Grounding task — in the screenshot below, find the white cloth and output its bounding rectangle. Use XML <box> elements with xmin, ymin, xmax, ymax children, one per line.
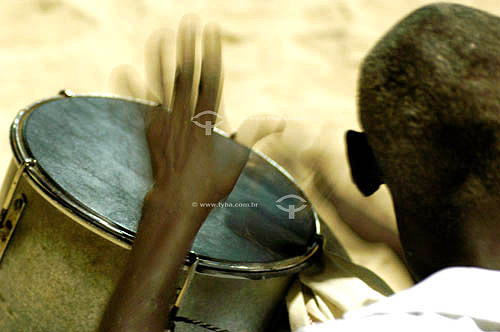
<box><xmin>296</xmin><ymin>267</ymin><xmax>500</xmax><ymax>332</ymax></box>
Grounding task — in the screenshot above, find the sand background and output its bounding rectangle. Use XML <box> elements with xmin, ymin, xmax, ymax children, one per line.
<box><xmin>1</xmin><ymin>0</ymin><xmax>500</xmax><ymax>292</ymax></box>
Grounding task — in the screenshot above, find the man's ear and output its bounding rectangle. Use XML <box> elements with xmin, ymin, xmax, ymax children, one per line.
<box><xmin>345</xmin><ymin>130</ymin><xmax>383</xmax><ymax>196</ymax></box>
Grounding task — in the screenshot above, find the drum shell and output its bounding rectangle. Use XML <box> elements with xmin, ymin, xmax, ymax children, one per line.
<box><xmin>0</xmin><ymin>160</ymin><xmax>293</xmax><ymax>332</ymax></box>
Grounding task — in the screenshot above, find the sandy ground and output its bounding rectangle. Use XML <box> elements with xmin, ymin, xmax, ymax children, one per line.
<box><xmin>1</xmin><ymin>0</ymin><xmax>500</xmax><ymax>290</ymax></box>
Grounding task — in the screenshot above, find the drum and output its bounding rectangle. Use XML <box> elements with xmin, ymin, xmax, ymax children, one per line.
<box><xmin>0</xmin><ymin>93</ymin><xmax>321</xmax><ymax>332</ymax></box>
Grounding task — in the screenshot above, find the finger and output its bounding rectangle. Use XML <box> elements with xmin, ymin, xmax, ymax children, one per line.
<box><xmin>109</xmin><ymin>65</ymin><xmax>147</xmax><ymax>100</ymax></box>
<box><xmin>145</xmin><ymin>105</ymin><xmax>172</xmax><ymax>178</ymax></box>
<box><xmin>194</xmin><ymin>23</ymin><xmax>223</xmax><ymax>127</ymax></box>
<box><xmin>232</xmin><ymin>114</ymin><xmax>286</xmax><ymax>147</ymax></box>
<box><xmin>145</xmin><ymin>29</ymin><xmax>176</xmax><ymax>107</ymax></box>
<box><xmin>171</xmin><ymin>15</ymin><xmax>202</xmax><ymax>125</ymax></box>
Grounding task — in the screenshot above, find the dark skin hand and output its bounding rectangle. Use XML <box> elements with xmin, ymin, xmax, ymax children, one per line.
<box><xmin>98</xmin><ymin>18</ymin><xmax>240</xmax><ymax>332</ymax></box>
<box><xmin>99</xmin><ymin>16</ymin><xmax>281</xmax><ymax>332</ymax></box>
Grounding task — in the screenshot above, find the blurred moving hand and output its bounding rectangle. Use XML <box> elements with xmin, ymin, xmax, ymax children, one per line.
<box><xmin>100</xmin><ymin>15</ymin><xmax>284</xmax><ymax>332</ymax></box>
<box><xmin>141</xmin><ymin>16</ymin><xmax>240</xmax><ymax>207</ymax></box>
<box><xmin>111</xmin><ymin>17</ymin><xmax>285</xmax><ymax>202</ymax></box>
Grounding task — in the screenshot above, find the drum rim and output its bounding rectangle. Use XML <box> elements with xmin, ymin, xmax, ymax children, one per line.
<box><xmin>10</xmin><ymin>93</ymin><xmax>322</xmax><ymax>277</ymax></box>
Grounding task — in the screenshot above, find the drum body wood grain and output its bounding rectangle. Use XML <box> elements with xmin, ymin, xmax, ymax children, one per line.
<box><xmin>0</xmin><ymin>95</ymin><xmax>321</xmax><ymax>332</ymax></box>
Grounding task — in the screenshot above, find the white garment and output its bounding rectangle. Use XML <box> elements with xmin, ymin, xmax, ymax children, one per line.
<box><xmin>297</xmin><ymin>267</ymin><xmax>500</xmax><ymax>332</ymax></box>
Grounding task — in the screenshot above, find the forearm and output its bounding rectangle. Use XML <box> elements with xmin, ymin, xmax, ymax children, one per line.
<box><xmin>98</xmin><ymin>187</ymin><xmax>210</xmax><ymax>332</ymax></box>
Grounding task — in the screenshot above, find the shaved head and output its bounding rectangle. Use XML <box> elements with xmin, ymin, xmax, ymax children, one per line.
<box><xmin>352</xmin><ymin>3</ymin><xmax>500</xmax><ymax>280</ymax></box>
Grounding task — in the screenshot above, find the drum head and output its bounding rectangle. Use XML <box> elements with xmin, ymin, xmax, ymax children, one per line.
<box><xmin>14</xmin><ymin>95</ymin><xmax>319</xmax><ymax>271</ymax></box>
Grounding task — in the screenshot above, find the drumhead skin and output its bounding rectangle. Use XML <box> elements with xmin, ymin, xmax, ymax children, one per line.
<box><xmin>11</xmin><ymin>94</ymin><xmax>320</xmax><ymax>276</ymax></box>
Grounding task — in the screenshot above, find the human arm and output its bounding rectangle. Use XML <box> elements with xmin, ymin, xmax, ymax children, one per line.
<box><xmin>97</xmin><ymin>186</ymin><xmax>211</xmax><ymax>331</ymax></box>
<box><xmin>98</xmin><ymin>17</ymin><xmax>240</xmax><ymax>332</ymax></box>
